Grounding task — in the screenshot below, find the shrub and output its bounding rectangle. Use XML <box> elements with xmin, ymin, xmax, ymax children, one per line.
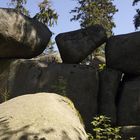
<box><xmin>88</xmin><ymin>115</ymin><xmax>135</xmax><ymax>140</ymax></box>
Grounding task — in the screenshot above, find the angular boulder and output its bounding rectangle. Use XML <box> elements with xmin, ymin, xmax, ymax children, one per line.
<box><xmin>98</xmin><ymin>68</ymin><xmax>122</xmax><ymax>124</ymax></box>
<box><xmin>0</xmin><ymin>59</ymin><xmax>98</xmax><ymax>133</ymax></box>
<box><xmin>118</xmin><ymin>75</ymin><xmax>140</xmax><ymax>125</ymax></box>
<box><xmin>56</xmin><ymin>25</ymin><xmax>107</xmax><ymax>63</ymax></box>
<box><xmin>0</xmin><ymin>93</ymin><xmax>88</xmax><ymax>140</ymax></box>
<box><xmin>106</xmin><ymin>31</ymin><xmax>140</xmax><ymax>74</ymax></box>
<box><xmin>0</xmin><ymin>8</ymin><xmax>52</xmax><ymax>58</ymax></box>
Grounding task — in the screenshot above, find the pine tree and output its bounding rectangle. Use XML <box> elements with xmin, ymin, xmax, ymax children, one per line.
<box><xmin>133</xmin><ymin>0</ymin><xmax>140</xmax><ymax>29</ymax></box>
<box><xmin>9</xmin><ymin>0</ymin><xmax>58</xmax><ymax>53</ymax></box>
<box><xmin>70</xmin><ymin>0</ymin><xmax>118</xmax><ymax>64</ymax></box>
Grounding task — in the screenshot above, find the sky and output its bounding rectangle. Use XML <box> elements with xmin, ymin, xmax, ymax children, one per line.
<box><xmin>0</xmin><ymin>0</ymin><xmax>139</xmax><ymax>37</ymax></box>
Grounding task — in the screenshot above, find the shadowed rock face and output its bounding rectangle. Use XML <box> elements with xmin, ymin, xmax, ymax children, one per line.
<box><xmin>121</xmin><ymin>126</ymin><xmax>140</xmax><ymax>140</ymax></box>
<box><xmin>0</xmin><ymin>59</ymin><xmax>98</xmax><ymax>133</ymax></box>
<box><xmin>105</xmin><ymin>31</ymin><xmax>140</xmax><ymax>74</ymax></box>
<box><xmin>98</xmin><ymin>68</ymin><xmax>122</xmax><ymax>124</ymax></box>
<box><xmin>55</xmin><ymin>25</ymin><xmax>107</xmax><ymax>64</ymax></box>
<box><xmin>118</xmin><ymin>75</ymin><xmax>140</xmax><ymax>126</ymax></box>
<box><xmin>0</xmin><ymin>8</ymin><xmax>52</xmax><ymax>58</ymax></box>
<box><xmin>0</xmin><ymin>93</ymin><xmax>88</xmax><ymax>140</ymax></box>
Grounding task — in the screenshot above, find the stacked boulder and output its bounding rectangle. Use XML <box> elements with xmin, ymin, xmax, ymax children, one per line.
<box><xmin>0</xmin><ymin>8</ymin><xmax>88</xmax><ymax>140</ymax></box>
<box><xmin>56</xmin><ymin>24</ymin><xmax>107</xmax><ymax>63</ymax></box>
<box><xmin>0</xmin><ymin>8</ymin><xmax>52</xmax><ymax>58</ymax></box>
<box><xmin>1</xmin><ymin>7</ymin><xmax>140</xmax><ymax>139</ymax></box>
<box><xmin>56</xmin><ymin>27</ymin><xmax>140</xmax><ymax>139</ymax></box>
<box><xmin>104</xmin><ymin>32</ymin><xmax>140</xmax><ymax>139</ymax></box>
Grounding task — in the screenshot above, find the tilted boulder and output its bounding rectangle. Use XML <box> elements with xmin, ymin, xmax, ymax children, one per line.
<box><xmin>0</xmin><ymin>59</ymin><xmax>98</xmax><ymax>133</ymax></box>
<box><xmin>0</xmin><ymin>8</ymin><xmax>52</xmax><ymax>58</ymax></box>
<box><xmin>56</xmin><ymin>25</ymin><xmax>107</xmax><ymax>64</ymax></box>
<box><xmin>0</xmin><ymin>93</ymin><xmax>88</xmax><ymax>140</ymax></box>
<box><xmin>106</xmin><ymin>31</ymin><xmax>140</xmax><ymax>74</ymax></box>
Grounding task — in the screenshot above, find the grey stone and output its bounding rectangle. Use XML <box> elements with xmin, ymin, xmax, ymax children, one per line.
<box><xmin>0</xmin><ymin>93</ymin><xmax>88</xmax><ymax>140</ymax></box>
<box><xmin>121</xmin><ymin>126</ymin><xmax>140</xmax><ymax>140</ymax></box>
<box><xmin>56</xmin><ymin>25</ymin><xmax>107</xmax><ymax>64</ymax></box>
<box><xmin>118</xmin><ymin>75</ymin><xmax>140</xmax><ymax>125</ymax></box>
<box><xmin>98</xmin><ymin>68</ymin><xmax>122</xmax><ymax>124</ymax></box>
<box><xmin>106</xmin><ymin>31</ymin><xmax>140</xmax><ymax>74</ymax></box>
<box><xmin>0</xmin><ymin>59</ymin><xmax>98</xmax><ymax>133</ymax></box>
<box><xmin>0</xmin><ymin>8</ymin><xmax>52</xmax><ymax>58</ymax></box>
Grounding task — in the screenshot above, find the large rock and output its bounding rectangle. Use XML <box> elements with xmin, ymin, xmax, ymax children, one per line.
<box><xmin>56</xmin><ymin>25</ymin><xmax>107</xmax><ymax>64</ymax></box>
<box><xmin>118</xmin><ymin>75</ymin><xmax>140</xmax><ymax>125</ymax></box>
<box><xmin>0</xmin><ymin>93</ymin><xmax>88</xmax><ymax>140</ymax></box>
<box><xmin>0</xmin><ymin>8</ymin><xmax>52</xmax><ymax>58</ymax></box>
<box><xmin>0</xmin><ymin>59</ymin><xmax>98</xmax><ymax>133</ymax></box>
<box><xmin>106</xmin><ymin>31</ymin><xmax>140</xmax><ymax>74</ymax></box>
<box><xmin>98</xmin><ymin>68</ymin><xmax>122</xmax><ymax>124</ymax></box>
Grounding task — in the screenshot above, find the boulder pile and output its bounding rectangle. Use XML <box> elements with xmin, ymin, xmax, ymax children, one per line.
<box><xmin>0</xmin><ymin>7</ymin><xmax>140</xmax><ymax>139</ymax></box>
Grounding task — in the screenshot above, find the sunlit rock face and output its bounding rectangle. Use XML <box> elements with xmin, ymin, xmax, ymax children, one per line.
<box><xmin>0</xmin><ymin>8</ymin><xmax>52</xmax><ymax>58</ymax></box>
<box><xmin>0</xmin><ymin>93</ymin><xmax>88</xmax><ymax>140</ymax></box>
<box><xmin>55</xmin><ymin>25</ymin><xmax>107</xmax><ymax>64</ymax></box>
<box><xmin>105</xmin><ymin>31</ymin><xmax>140</xmax><ymax>75</ymax></box>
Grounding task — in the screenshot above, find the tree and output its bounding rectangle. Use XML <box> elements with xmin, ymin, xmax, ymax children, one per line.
<box><xmin>70</xmin><ymin>0</ymin><xmax>118</xmax><ymax>64</ymax></box>
<box><xmin>71</xmin><ymin>0</ymin><xmax>118</xmax><ymax>35</ymax></box>
<box><xmin>9</xmin><ymin>0</ymin><xmax>58</xmax><ymax>26</ymax></box>
<box><xmin>133</xmin><ymin>0</ymin><xmax>140</xmax><ymax>29</ymax></box>
<box><xmin>10</xmin><ymin>0</ymin><xmax>29</xmax><ymax>15</ymax></box>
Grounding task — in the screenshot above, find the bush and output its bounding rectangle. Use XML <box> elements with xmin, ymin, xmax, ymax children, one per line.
<box><xmin>88</xmin><ymin>115</ymin><xmax>135</xmax><ymax>140</ymax></box>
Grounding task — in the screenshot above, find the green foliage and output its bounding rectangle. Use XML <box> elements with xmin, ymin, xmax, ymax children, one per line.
<box><xmin>9</xmin><ymin>0</ymin><xmax>29</xmax><ymax>15</ymax></box>
<box><xmin>71</xmin><ymin>0</ymin><xmax>118</xmax><ymax>35</ymax></box>
<box><xmin>133</xmin><ymin>0</ymin><xmax>140</xmax><ymax>29</ymax></box>
<box><xmin>88</xmin><ymin>115</ymin><xmax>136</xmax><ymax>140</ymax></box>
<box><xmin>99</xmin><ymin>64</ymin><xmax>106</xmax><ymax>71</ymax></box>
<box><xmin>71</xmin><ymin>0</ymin><xmax>117</xmax><ymax>64</ymax></box>
<box><xmin>89</xmin><ymin>115</ymin><xmax>121</xmax><ymax>140</ymax></box>
<box><xmin>34</xmin><ymin>0</ymin><xmax>58</xmax><ymax>27</ymax></box>
<box><xmin>9</xmin><ymin>0</ymin><xmax>58</xmax><ymax>27</ymax></box>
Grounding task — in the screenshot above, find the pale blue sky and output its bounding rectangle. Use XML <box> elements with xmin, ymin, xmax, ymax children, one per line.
<box><xmin>0</xmin><ymin>0</ymin><xmax>139</xmax><ymax>35</ymax></box>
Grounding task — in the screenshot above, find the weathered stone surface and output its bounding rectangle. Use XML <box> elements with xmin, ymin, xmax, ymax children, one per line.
<box><xmin>0</xmin><ymin>8</ymin><xmax>52</xmax><ymax>58</ymax></box>
<box><xmin>0</xmin><ymin>93</ymin><xmax>88</xmax><ymax>140</ymax></box>
<box><xmin>0</xmin><ymin>59</ymin><xmax>98</xmax><ymax>133</ymax></box>
<box><xmin>56</xmin><ymin>25</ymin><xmax>107</xmax><ymax>64</ymax></box>
<box><xmin>106</xmin><ymin>31</ymin><xmax>140</xmax><ymax>74</ymax></box>
<box><xmin>121</xmin><ymin>126</ymin><xmax>140</xmax><ymax>140</ymax></box>
<box><xmin>98</xmin><ymin>68</ymin><xmax>122</xmax><ymax>124</ymax></box>
<box><xmin>118</xmin><ymin>75</ymin><xmax>140</xmax><ymax>125</ymax></box>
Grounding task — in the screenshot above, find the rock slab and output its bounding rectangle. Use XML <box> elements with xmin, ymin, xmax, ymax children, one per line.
<box><xmin>0</xmin><ymin>8</ymin><xmax>52</xmax><ymax>58</ymax></box>
<box><xmin>56</xmin><ymin>25</ymin><xmax>107</xmax><ymax>64</ymax></box>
